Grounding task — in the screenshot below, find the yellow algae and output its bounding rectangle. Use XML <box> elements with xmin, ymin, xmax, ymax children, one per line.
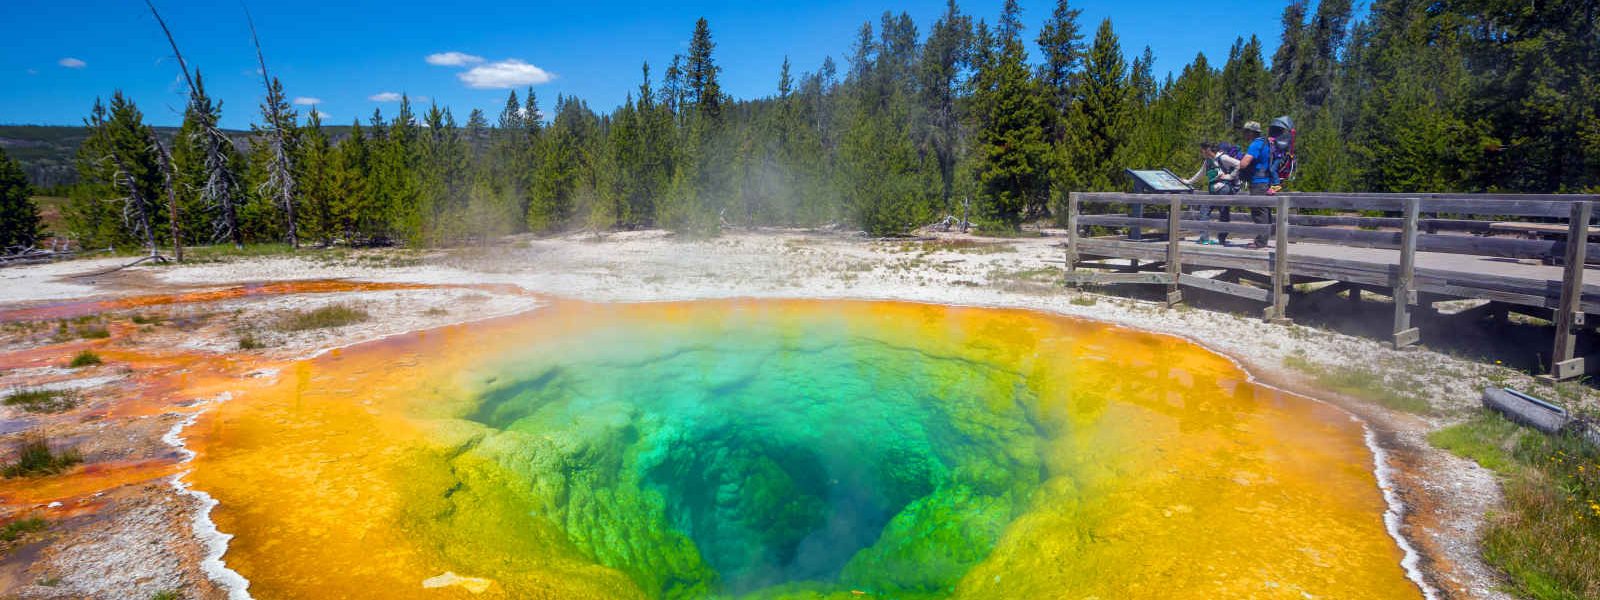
<box><xmin>184</xmin><ymin>299</ymin><xmax>1422</xmax><ymax>599</ymax></box>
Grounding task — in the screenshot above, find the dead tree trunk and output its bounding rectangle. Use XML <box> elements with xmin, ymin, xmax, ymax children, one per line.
<box><xmin>151</xmin><ymin>132</ymin><xmax>184</xmax><ymax>262</ymax></box>
<box><xmin>246</xmin><ymin>7</ymin><xmax>299</xmax><ymax>250</ymax></box>
<box><xmin>146</xmin><ymin>0</ymin><xmax>241</xmax><ymax>249</ymax></box>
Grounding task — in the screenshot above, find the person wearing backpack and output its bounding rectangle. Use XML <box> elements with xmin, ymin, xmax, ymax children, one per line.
<box><xmin>1232</xmin><ymin>120</ymin><xmax>1279</xmax><ymax>249</ymax></box>
<box><xmin>1181</xmin><ymin>141</ymin><xmax>1241</xmax><ymax>245</ymax></box>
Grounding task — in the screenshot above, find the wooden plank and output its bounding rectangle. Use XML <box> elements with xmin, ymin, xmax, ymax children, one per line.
<box><xmin>1550</xmin><ymin>357</ymin><xmax>1586</xmax><ymax>381</ymax></box>
<box><xmin>1063</xmin><ymin>272</ymin><xmax>1174</xmax><ymax>285</ymax></box>
<box><xmin>1393</xmin><ymin>197</ymin><xmax>1421</xmax><ymax>348</ymax></box>
<box><xmin>1270</xmin><ymin>195</ymin><xmax>1292</xmax><ymax>322</ymax></box>
<box><xmin>1179</xmin><ymin>274</ymin><xmax>1271</xmax><ymax>302</ymax></box>
<box><xmin>1166</xmin><ymin>195</ymin><xmax>1182</xmax><ymax>306</ymax></box>
<box><xmin>1550</xmin><ymin>201</ymin><xmax>1592</xmax><ymax>379</ymax></box>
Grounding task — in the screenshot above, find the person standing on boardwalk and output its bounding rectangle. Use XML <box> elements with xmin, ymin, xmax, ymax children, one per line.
<box><xmin>1232</xmin><ymin>121</ymin><xmax>1279</xmax><ymax>249</ymax></box>
<box><xmin>1182</xmin><ymin>141</ymin><xmax>1241</xmax><ymax>245</ymax></box>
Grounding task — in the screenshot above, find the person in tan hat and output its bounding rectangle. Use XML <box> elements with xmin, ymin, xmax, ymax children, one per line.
<box><xmin>1227</xmin><ymin>120</ymin><xmax>1277</xmax><ymax>248</ymax></box>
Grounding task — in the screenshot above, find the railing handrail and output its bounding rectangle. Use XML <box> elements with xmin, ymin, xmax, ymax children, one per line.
<box><xmin>1074</xmin><ymin>191</ymin><xmax>1593</xmax><ymax>218</ymax></box>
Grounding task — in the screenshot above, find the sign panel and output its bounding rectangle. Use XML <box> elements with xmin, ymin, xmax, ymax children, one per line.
<box><xmin>1125</xmin><ymin>169</ymin><xmax>1193</xmax><ymax>193</ymax></box>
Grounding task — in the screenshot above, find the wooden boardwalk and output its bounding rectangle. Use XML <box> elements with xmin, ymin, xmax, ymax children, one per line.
<box><xmin>1064</xmin><ymin>191</ymin><xmax>1600</xmax><ymax>380</ymax></box>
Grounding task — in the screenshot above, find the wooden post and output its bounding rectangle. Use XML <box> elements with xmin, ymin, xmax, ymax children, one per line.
<box><xmin>1166</xmin><ymin>195</ymin><xmax>1183</xmax><ymax>307</ymax></box>
<box><xmin>1392</xmin><ymin>197</ymin><xmax>1421</xmax><ymax>348</ymax></box>
<box><xmin>1129</xmin><ymin>201</ymin><xmax>1144</xmax><ymax>241</ymax></box>
<box><xmin>1548</xmin><ymin>200</ymin><xmax>1591</xmax><ymax>380</ymax></box>
<box><xmin>1065</xmin><ymin>192</ymin><xmax>1080</xmax><ymax>284</ymax></box>
<box><xmin>1267</xmin><ymin>195</ymin><xmax>1292</xmax><ymax>323</ymax></box>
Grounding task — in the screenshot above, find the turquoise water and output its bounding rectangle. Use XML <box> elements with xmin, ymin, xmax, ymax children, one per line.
<box><xmin>464</xmin><ymin>311</ymin><xmax>1049</xmax><ymax>597</ymax></box>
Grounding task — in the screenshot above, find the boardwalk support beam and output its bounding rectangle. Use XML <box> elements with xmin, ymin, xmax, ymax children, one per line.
<box><xmin>1392</xmin><ymin>197</ymin><xmax>1421</xmax><ymax>348</ymax></box>
<box><xmin>1166</xmin><ymin>195</ymin><xmax>1183</xmax><ymax>307</ymax></box>
<box><xmin>1548</xmin><ymin>200</ymin><xmax>1592</xmax><ymax>380</ymax></box>
<box><xmin>1267</xmin><ymin>195</ymin><xmax>1292</xmax><ymax>324</ymax></box>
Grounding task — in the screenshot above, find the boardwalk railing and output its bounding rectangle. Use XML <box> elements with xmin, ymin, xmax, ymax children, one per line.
<box><xmin>1064</xmin><ymin>191</ymin><xmax>1600</xmax><ymax>380</ymax></box>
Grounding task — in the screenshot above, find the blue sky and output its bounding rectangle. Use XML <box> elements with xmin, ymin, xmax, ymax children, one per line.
<box><xmin>1</xmin><ymin>0</ymin><xmax>1302</xmax><ymax>129</ymax></box>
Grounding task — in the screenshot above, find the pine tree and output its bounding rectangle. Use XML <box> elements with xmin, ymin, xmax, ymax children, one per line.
<box><xmin>297</xmin><ymin>109</ymin><xmax>334</xmax><ymax>245</ymax></box>
<box><xmin>918</xmin><ymin>0</ymin><xmax>972</xmax><ymax>213</ymax></box>
<box><xmin>972</xmin><ymin>0</ymin><xmax>1052</xmax><ymax>226</ymax></box>
<box><xmin>70</xmin><ymin>93</ymin><xmax>164</xmax><ymax>252</ymax></box>
<box><xmin>0</xmin><ymin>147</ymin><xmax>42</xmax><ymax>249</ymax></box>
<box><xmin>328</xmin><ymin>119</ymin><xmax>372</xmax><ymax>241</ymax></box>
<box><xmin>1064</xmin><ymin>19</ymin><xmax>1132</xmax><ymax>192</ymax></box>
<box><xmin>686</xmin><ymin>18</ymin><xmax>723</xmax><ymax>120</ymax></box>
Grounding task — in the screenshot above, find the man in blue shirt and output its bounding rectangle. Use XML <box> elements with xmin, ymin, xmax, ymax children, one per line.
<box><xmin>1233</xmin><ymin>120</ymin><xmax>1278</xmax><ymax>248</ymax></box>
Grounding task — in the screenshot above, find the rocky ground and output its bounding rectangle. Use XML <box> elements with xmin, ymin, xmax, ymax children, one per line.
<box><xmin>2</xmin><ymin>228</ymin><xmax>1594</xmax><ymax>599</ymax></box>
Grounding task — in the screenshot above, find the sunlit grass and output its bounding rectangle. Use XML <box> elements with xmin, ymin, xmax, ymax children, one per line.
<box><xmin>272</xmin><ymin>303</ymin><xmax>370</xmax><ymax>332</ymax></box>
<box><xmin>1430</xmin><ymin>413</ymin><xmax>1600</xmax><ymax>600</ymax></box>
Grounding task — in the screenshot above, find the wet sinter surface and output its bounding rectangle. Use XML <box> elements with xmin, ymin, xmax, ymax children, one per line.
<box><xmin>184</xmin><ymin>299</ymin><xmax>1422</xmax><ymax>599</ymax></box>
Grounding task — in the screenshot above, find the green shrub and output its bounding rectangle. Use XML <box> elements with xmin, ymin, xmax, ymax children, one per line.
<box><xmin>238</xmin><ymin>333</ymin><xmax>264</xmax><ymax>350</ymax></box>
<box><xmin>2</xmin><ymin>436</ymin><xmax>83</xmax><ymax>478</ymax></box>
<box><xmin>0</xmin><ymin>517</ymin><xmax>47</xmax><ymax>543</ymax></box>
<box><xmin>69</xmin><ymin>350</ymin><xmax>102</xmax><ymax>367</ymax></box>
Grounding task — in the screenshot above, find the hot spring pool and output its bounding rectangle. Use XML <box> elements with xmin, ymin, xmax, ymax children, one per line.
<box><xmin>185</xmin><ymin>299</ymin><xmax>1423</xmax><ymax>598</ymax></box>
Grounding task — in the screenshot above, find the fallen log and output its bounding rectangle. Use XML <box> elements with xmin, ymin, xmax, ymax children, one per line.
<box><xmin>1482</xmin><ymin>387</ymin><xmax>1600</xmax><ymax>447</ymax></box>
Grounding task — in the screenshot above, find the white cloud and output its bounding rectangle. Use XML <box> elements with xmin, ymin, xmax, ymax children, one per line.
<box><xmin>368</xmin><ymin>91</ymin><xmax>428</xmax><ymax>103</ymax></box>
<box><xmin>293</xmin><ymin>96</ymin><xmax>323</xmax><ymax>106</ymax></box>
<box><xmin>312</xmin><ymin>110</ymin><xmax>331</xmax><ymax>119</ymax></box>
<box><xmin>26</xmin><ymin>68</ymin><xmax>38</xmax><ymax>75</ymax></box>
<box><xmin>458</xmin><ymin>59</ymin><xmax>554</xmax><ymax>89</ymax></box>
<box><xmin>426</xmin><ymin>51</ymin><xmax>484</xmax><ymax>67</ymax></box>
<box><xmin>58</xmin><ymin>57</ymin><xmax>86</xmax><ymax>69</ymax></box>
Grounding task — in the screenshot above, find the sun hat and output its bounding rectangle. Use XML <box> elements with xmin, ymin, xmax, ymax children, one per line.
<box><xmin>1242</xmin><ymin>121</ymin><xmax>1262</xmax><ymax>133</ymax></box>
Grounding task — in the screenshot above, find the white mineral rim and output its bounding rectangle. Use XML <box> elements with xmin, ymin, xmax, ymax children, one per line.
<box><xmin>162</xmin><ymin>392</ymin><xmax>253</xmax><ymax>600</ymax></box>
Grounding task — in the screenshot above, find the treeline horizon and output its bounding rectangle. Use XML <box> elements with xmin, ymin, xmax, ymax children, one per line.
<box><xmin>48</xmin><ymin>0</ymin><xmax>1600</xmax><ymax>251</ymax></box>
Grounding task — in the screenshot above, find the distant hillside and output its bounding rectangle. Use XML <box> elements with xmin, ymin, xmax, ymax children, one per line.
<box><xmin>0</xmin><ymin>124</ymin><xmax>355</xmax><ymax>188</ymax></box>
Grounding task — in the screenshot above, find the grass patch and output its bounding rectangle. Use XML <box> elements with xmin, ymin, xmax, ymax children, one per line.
<box><xmin>69</xmin><ymin>349</ymin><xmax>102</xmax><ymax>367</ymax></box>
<box><xmin>2</xmin><ymin>436</ymin><xmax>83</xmax><ymax>478</ymax></box>
<box><xmin>129</xmin><ymin>313</ymin><xmax>164</xmax><ymax>325</ymax></box>
<box><xmin>423</xmin><ymin>307</ymin><xmax>448</xmax><ymax>317</ymax></box>
<box><xmin>0</xmin><ymin>517</ymin><xmax>47</xmax><ymax>543</ymax></box>
<box><xmin>3</xmin><ymin>388</ymin><xmax>78</xmax><ymax>413</ymax></box>
<box><xmin>1069</xmin><ymin>295</ymin><xmax>1098</xmax><ymax>307</ymax></box>
<box><xmin>272</xmin><ymin>304</ymin><xmax>370</xmax><ymax>332</ymax></box>
<box><xmin>1283</xmin><ymin>353</ymin><xmax>1432</xmax><ymax>414</ymax></box>
<box><xmin>1431</xmin><ymin>412</ymin><xmax>1600</xmax><ymax>600</ymax></box>
<box><xmin>151</xmin><ymin>590</ymin><xmax>181</xmax><ymax>600</ymax></box>
<box><xmin>237</xmin><ymin>333</ymin><xmax>264</xmax><ymax>350</ymax></box>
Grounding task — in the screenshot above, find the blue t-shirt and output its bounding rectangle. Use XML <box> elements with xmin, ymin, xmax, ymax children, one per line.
<box><xmin>1245</xmin><ymin>137</ymin><xmax>1277</xmax><ymax>184</ymax></box>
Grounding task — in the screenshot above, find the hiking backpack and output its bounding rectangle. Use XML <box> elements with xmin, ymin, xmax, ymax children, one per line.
<box><xmin>1268</xmin><ymin>115</ymin><xmax>1297</xmax><ymax>182</ymax></box>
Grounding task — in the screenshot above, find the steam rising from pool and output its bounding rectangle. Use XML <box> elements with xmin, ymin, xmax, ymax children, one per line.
<box><xmin>185</xmin><ymin>299</ymin><xmax>1425</xmax><ymax>598</ymax></box>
